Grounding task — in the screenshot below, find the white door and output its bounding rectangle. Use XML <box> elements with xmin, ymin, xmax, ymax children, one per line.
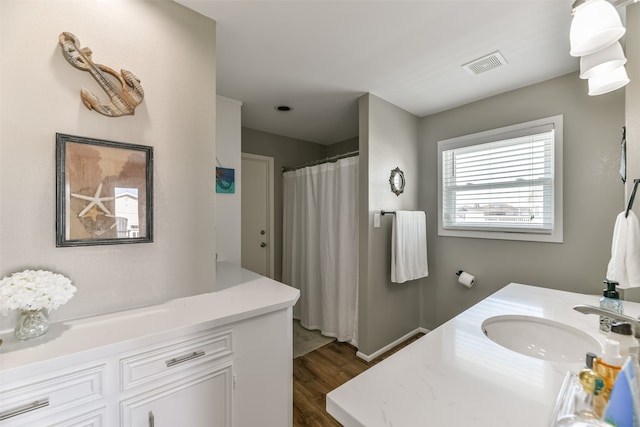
<box><xmin>241</xmin><ymin>153</ymin><xmax>274</xmax><ymax>278</ymax></box>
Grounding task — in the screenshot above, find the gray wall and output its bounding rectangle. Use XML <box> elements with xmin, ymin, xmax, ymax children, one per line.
<box><xmin>0</xmin><ymin>1</ymin><xmax>216</xmax><ymax>326</ymax></box>
<box><xmin>419</xmin><ymin>72</ymin><xmax>625</xmax><ymax>330</ymax></box>
<box><xmin>242</xmin><ymin>127</ymin><xmax>356</xmax><ymax>281</ymax></box>
<box><xmin>358</xmin><ymin>94</ymin><xmax>422</xmax><ymax>356</ymax></box>
<box><xmin>625</xmin><ymin>3</ymin><xmax>640</xmax><ymax>301</ymax></box>
<box><xmin>325</xmin><ymin>136</ymin><xmax>359</xmax><ymax>157</ymax></box>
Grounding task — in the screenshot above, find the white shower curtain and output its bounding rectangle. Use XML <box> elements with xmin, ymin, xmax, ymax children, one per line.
<box><xmin>282</xmin><ymin>156</ymin><xmax>359</xmax><ymax>344</ymax></box>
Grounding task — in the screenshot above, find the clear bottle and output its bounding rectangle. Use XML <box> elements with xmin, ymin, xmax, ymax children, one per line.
<box><xmin>607</xmin><ymin>321</ymin><xmax>639</xmax><ymax>360</ymax></box>
<box><xmin>599</xmin><ymin>280</ymin><xmax>623</xmax><ymax>333</ymax></box>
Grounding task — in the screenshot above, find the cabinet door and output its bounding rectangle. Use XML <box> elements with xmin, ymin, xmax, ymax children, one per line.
<box><xmin>120</xmin><ymin>363</ymin><xmax>232</xmax><ymax>427</ymax></box>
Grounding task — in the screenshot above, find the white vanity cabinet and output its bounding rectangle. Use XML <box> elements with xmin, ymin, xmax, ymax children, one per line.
<box><xmin>118</xmin><ymin>328</ymin><xmax>234</xmax><ymax>427</ymax></box>
<box><xmin>0</xmin><ymin>267</ymin><xmax>299</xmax><ymax>427</ymax></box>
<box><xmin>1</xmin><ymin>327</ymin><xmax>237</xmax><ymax>427</ymax></box>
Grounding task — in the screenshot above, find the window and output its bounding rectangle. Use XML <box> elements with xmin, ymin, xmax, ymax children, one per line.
<box><xmin>437</xmin><ymin>115</ymin><xmax>563</xmax><ymax>242</ymax></box>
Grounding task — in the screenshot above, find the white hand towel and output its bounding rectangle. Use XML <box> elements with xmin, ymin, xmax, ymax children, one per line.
<box><xmin>606</xmin><ymin>210</ymin><xmax>640</xmax><ymax>289</ymax></box>
<box><xmin>391</xmin><ymin>210</ymin><xmax>428</xmax><ymax>283</ymax></box>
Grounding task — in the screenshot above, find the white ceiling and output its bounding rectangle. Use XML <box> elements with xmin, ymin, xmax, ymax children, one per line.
<box><xmin>176</xmin><ymin>0</ymin><xmax>580</xmax><ymax>145</ymax></box>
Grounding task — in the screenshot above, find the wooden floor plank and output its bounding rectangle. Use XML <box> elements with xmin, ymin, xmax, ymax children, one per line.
<box><xmin>292</xmin><ymin>333</ymin><xmax>424</xmax><ymax>427</ymax></box>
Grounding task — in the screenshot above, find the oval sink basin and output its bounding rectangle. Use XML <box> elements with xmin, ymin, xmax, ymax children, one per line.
<box><xmin>481</xmin><ymin>315</ymin><xmax>602</xmax><ymax>363</ymax></box>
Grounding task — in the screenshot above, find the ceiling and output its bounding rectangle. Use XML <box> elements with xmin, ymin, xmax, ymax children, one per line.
<box><xmin>175</xmin><ymin>0</ymin><xmax>581</xmax><ymax>145</ymax></box>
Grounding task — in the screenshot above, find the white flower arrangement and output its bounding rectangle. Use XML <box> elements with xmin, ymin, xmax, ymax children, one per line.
<box><xmin>0</xmin><ymin>269</ymin><xmax>77</xmax><ymax>315</ymax></box>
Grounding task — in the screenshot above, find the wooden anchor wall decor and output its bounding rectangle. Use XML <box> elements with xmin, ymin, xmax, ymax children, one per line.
<box><xmin>59</xmin><ymin>32</ymin><xmax>144</xmax><ymax>117</ymax></box>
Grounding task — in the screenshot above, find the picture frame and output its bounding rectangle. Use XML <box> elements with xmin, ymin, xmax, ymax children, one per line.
<box><xmin>216</xmin><ymin>167</ymin><xmax>235</xmax><ymax>194</ymax></box>
<box><xmin>56</xmin><ymin>133</ymin><xmax>153</xmax><ymax>247</ymax></box>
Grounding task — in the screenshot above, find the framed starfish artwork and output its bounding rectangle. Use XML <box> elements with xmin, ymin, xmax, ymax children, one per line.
<box><xmin>55</xmin><ymin>133</ymin><xmax>153</xmax><ymax>247</ymax></box>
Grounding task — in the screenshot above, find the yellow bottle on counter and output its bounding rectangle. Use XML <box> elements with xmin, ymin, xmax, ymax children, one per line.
<box><xmin>594</xmin><ymin>339</ymin><xmax>624</xmax><ymax>405</ymax></box>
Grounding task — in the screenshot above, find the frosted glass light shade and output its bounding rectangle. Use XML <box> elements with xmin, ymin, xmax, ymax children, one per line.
<box><xmin>580</xmin><ymin>41</ymin><xmax>627</xmax><ymax>79</ymax></box>
<box><xmin>570</xmin><ymin>0</ymin><xmax>625</xmax><ymax>57</ymax></box>
<box><xmin>588</xmin><ymin>65</ymin><xmax>630</xmax><ymax>96</ymax></box>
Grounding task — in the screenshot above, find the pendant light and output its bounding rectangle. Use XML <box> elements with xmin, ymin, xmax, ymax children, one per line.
<box><xmin>580</xmin><ymin>41</ymin><xmax>627</xmax><ymax>79</ymax></box>
<box><xmin>569</xmin><ymin>0</ymin><xmax>630</xmax><ymax>95</ymax></box>
<box><xmin>570</xmin><ymin>0</ymin><xmax>625</xmax><ymax>57</ymax></box>
<box><xmin>588</xmin><ymin>65</ymin><xmax>630</xmax><ymax>95</ymax></box>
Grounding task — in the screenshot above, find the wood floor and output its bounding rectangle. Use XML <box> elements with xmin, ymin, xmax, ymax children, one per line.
<box><xmin>292</xmin><ymin>333</ymin><xmax>424</xmax><ymax>427</ymax></box>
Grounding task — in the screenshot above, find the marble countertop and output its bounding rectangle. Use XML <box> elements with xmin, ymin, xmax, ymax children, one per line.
<box><xmin>0</xmin><ymin>262</ymin><xmax>299</xmax><ymax>378</ymax></box>
<box><xmin>326</xmin><ymin>283</ymin><xmax>640</xmax><ymax>427</ymax></box>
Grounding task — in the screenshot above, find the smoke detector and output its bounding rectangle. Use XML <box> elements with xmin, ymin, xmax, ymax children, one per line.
<box><xmin>462</xmin><ymin>51</ymin><xmax>508</xmax><ymax>76</ymax></box>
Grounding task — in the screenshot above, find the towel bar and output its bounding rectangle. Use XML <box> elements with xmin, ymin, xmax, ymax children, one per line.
<box><xmin>381</xmin><ymin>210</ymin><xmax>427</xmax><ymax>216</ymax></box>
<box><xmin>625</xmin><ymin>178</ymin><xmax>640</xmax><ymax>218</ymax></box>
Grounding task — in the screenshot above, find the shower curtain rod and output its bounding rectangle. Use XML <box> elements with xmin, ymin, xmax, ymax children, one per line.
<box><xmin>282</xmin><ymin>150</ymin><xmax>359</xmax><ymax>173</ymax></box>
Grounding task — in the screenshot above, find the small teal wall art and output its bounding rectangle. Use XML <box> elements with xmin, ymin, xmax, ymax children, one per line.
<box><xmin>216</xmin><ymin>167</ymin><xmax>235</xmax><ymax>193</ymax></box>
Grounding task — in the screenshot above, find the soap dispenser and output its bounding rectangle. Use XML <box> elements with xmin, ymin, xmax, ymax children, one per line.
<box><xmin>599</xmin><ymin>280</ymin><xmax>623</xmax><ymax>333</ymax></box>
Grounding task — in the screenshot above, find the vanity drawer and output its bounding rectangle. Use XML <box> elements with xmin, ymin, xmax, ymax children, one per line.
<box><xmin>0</xmin><ymin>364</ymin><xmax>106</xmax><ymax>425</ymax></box>
<box><xmin>120</xmin><ymin>328</ymin><xmax>233</xmax><ymax>391</ymax></box>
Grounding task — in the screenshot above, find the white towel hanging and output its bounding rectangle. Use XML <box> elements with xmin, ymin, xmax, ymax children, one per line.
<box><xmin>391</xmin><ymin>210</ymin><xmax>428</xmax><ymax>283</ymax></box>
<box><xmin>606</xmin><ymin>210</ymin><xmax>640</xmax><ymax>289</ymax></box>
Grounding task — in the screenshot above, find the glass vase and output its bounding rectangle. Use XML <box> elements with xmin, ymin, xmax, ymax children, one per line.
<box><xmin>14</xmin><ymin>309</ymin><xmax>49</xmax><ymax>340</ymax></box>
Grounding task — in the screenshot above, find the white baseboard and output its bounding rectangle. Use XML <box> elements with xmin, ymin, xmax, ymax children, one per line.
<box><xmin>355</xmin><ymin>327</ymin><xmax>429</xmax><ymax>362</ymax></box>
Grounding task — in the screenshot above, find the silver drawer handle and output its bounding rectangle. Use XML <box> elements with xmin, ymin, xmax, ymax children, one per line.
<box><xmin>165</xmin><ymin>350</ymin><xmax>205</xmax><ymax>367</ymax></box>
<box><xmin>149</xmin><ymin>410</ymin><xmax>155</xmax><ymax>427</ymax></box>
<box><xmin>0</xmin><ymin>399</ymin><xmax>50</xmax><ymax>421</ymax></box>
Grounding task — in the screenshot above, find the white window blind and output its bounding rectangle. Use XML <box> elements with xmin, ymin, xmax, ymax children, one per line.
<box><xmin>438</xmin><ymin>115</ymin><xmax>563</xmax><ymax>242</ymax></box>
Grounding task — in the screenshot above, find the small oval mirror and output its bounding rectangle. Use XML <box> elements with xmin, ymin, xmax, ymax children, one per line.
<box><xmin>389</xmin><ymin>167</ymin><xmax>405</xmax><ymax>196</ymax></box>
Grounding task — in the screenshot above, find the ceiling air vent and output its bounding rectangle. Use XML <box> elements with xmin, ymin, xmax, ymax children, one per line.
<box><xmin>462</xmin><ymin>51</ymin><xmax>508</xmax><ymax>76</ymax></box>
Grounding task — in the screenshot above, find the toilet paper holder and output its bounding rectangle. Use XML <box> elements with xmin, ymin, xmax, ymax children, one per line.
<box><xmin>455</xmin><ymin>270</ymin><xmax>476</xmax><ymax>288</ymax></box>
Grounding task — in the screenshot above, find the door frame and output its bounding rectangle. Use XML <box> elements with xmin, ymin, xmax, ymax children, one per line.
<box><xmin>241</xmin><ymin>152</ymin><xmax>275</xmax><ymax>278</ymax></box>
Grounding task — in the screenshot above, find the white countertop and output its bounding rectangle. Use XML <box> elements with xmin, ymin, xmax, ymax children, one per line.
<box><xmin>327</xmin><ymin>283</ymin><xmax>640</xmax><ymax>427</ymax></box>
<box><xmin>0</xmin><ymin>262</ymin><xmax>299</xmax><ymax>378</ymax></box>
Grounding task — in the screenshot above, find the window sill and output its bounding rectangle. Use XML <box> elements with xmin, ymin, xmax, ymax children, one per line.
<box><xmin>438</xmin><ymin>227</ymin><xmax>563</xmax><ymax>243</ymax></box>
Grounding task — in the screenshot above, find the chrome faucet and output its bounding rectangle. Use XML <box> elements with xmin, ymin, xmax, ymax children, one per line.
<box><xmin>573</xmin><ymin>304</ymin><xmax>640</xmax><ymax>338</ymax></box>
